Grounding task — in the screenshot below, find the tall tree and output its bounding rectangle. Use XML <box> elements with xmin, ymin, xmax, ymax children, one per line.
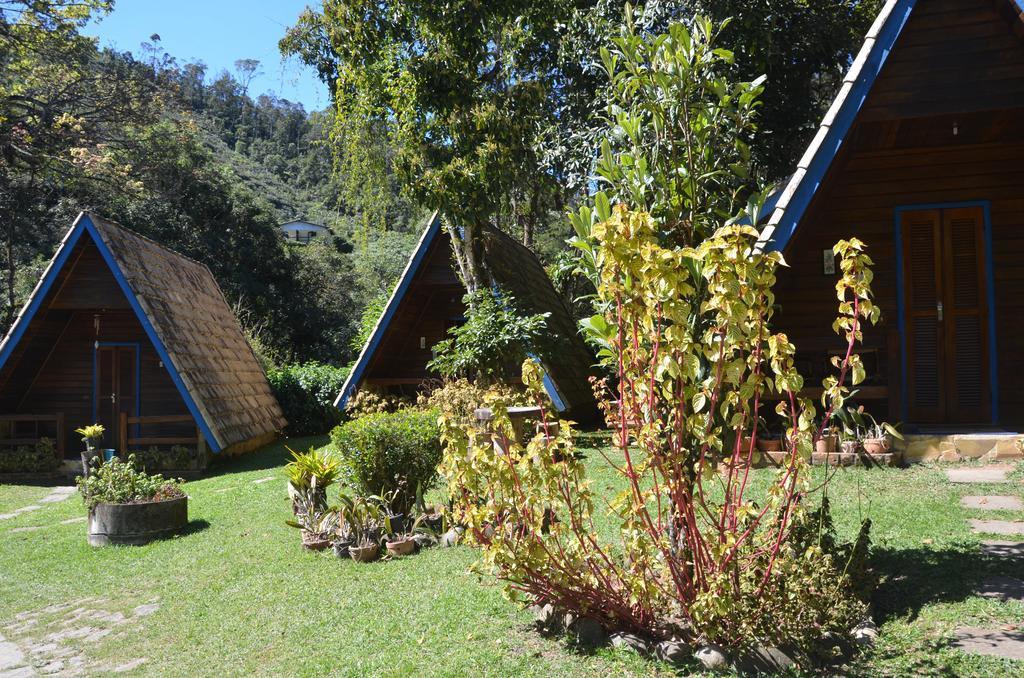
<box><xmin>0</xmin><ymin>0</ymin><xmax>157</xmax><ymax>325</ymax></box>
<box><xmin>280</xmin><ymin>0</ymin><xmax>589</xmax><ymax>293</ymax></box>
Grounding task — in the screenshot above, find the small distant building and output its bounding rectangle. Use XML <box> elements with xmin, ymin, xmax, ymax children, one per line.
<box><xmin>336</xmin><ymin>212</ymin><xmax>599</xmax><ymax>421</ymax></box>
<box><xmin>280</xmin><ymin>219</ymin><xmax>331</xmax><ymax>244</ymax></box>
<box><xmin>0</xmin><ymin>212</ymin><xmax>287</xmax><ymax>468</ymax></box>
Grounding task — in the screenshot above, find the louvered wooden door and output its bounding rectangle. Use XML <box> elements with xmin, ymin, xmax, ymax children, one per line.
<box><xmin>901</xmin><ymin>208</ymin><xmax>990</xmax><ymax>424</ymax></box>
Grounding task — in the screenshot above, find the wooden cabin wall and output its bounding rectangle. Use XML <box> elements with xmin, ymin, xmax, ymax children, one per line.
<box><xmin>773</xmin><ymin>0</ymin><xmax>1024</xmax><ymax>428</ymax></box>
<box><xmin>362</xmin><ymin>231</ymin><xmax>465</xmax><ymax>390</ymax></box>
<box><xmin>1</xmin><ymin>239</ymin><xmax>192</xmax><ymax>453</ymax></box>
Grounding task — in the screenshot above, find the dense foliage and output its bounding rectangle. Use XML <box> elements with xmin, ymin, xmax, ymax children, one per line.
<box><xmin>428</xmin><ymin>291</ymin><xmax>550</xmax><ymax>385</ymax></box>
<box><xmin>131</xmin><ymin>445</ymin><xmax>205</xmax><ymax>473</ymax></box>
<box><xmin>77</xmin><ymin>455</ymin><xmax>184</xmax><ymax>510</ymax></box>
<box><xmin>1</xmin><ymin>1</ymin><xmax>421</xmax><ymax>365</ymax></box>
<box><xmin>330</xmin><ymin>409</ymin><xmax>442</xmax><ymax>515</ymax></box>
<box><xmin>0</xmin><ymin>438</ymin><xmax>58</xmax><ymax>473</ymax></box>
<box><xmin>439</xmin><ymin>16</ymin><xmax>878</xmax><ymax>657</ymax></box>
<box><xmin>267</xmin><ymin>362</ymin><xmax>350</xmax><ymax>436</ymax></box>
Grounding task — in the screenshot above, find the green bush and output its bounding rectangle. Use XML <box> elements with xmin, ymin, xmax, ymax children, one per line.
<box><xmin>0</xmin><ymin>438</ymin><xmax>59</xmax><ymax>473</ymax></box>
<box><xmin>131</xmin><ymin>445</ymin><xmax>204</xmax><ymax>472</ymax></box>
<box><xmin>330</xmin><ymin>409</ymin><xmax>442</xmax><ymax>515</ymax></box>
<box><xmin>267</xmin><ymin>361</ymin><xmax>350</xmax><ymax>435</ymax></box>
<box><xmin>77</xmin><ymin>455</ymin><xmax>184</xmax><ymax>510</ymax></box>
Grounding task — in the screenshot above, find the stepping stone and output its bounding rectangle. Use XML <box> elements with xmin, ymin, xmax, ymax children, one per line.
<box><xmin>970</xmin><ymin>519</ymin><xmax>1024</xmax><ymax>536</ymax></box>
<box><xmin>40</xmin><ymin>487</ymin><xmax>75</xmax><ymax>503</ymax></box>
<box><xmin>252</xmin><ymin>477</ymin><xmax>276</xmax><ymax>485</ymax></box>
<box><xmin>0</xmin><ymin>635</ymin><xmax>25</xmax><ymax>671</ymax></box>
<box><xmin>947</xmin><ymin>467</ymin><xmax>1011</xmax><ymax>484</ymax></box>
<box><xmin>952</xmin><ymin>627</ymin><xmax>1024</xmax><ymax>660</ymax></box>
<box><xmin>976</xmin><ymin>576</ymin><xmax>1024</xmax><ymax>602</ymax></box>
<box><xmin>961</xmin><ymin>495</ymin><xmax>1024</xmax><ymax>510</ymax></box>
<box><xmin>981</xmin><ymin>541</ymin><xmax>1024</xmax><ymax>559</ymax></box>
<box><xmin>60</xmin><ymin>517</ymin><xmax>86</xmax><ymax>525</ymax></box>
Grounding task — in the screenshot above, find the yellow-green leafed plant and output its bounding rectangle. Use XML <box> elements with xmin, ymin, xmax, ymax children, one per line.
<box><xmin>284</xmin><ymin>446</ymin><xmax>341</xmax><ymax>512</ymax></box>
<box><xmin>75</xmin><ymin>424</ymin><xmax>105</xmax><ymax>449</ymax></box>
<box><xmin>440</xmin><ymin>213</ymin><xmax>879</xmax><ymax>652</ymax></box>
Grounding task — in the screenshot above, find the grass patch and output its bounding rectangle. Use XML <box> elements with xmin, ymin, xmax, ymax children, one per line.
<box><xmin>0</xmin><ymin>437</ymin><xmax>1021</xmax><ymax>675</ymax></box>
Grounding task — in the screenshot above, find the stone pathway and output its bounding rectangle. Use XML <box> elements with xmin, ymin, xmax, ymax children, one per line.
<box><xmin>981</xmin><ymin>541</ymin><xmax>1024</xmax><ymax>559</ymax></box>
<box><xmin>252</xmin><ymin>476</ymin><xmax>276</xmax><ymax>485</ymax></box>
<box><xmin>946</xmin><ymin>464</ymin><xmax>1024</xmax><ymax>663</ymax></box>
<box><xmin>969</xmin><ymin>519</ymin><xmax>1024</xmax><ymax>536</ymax></box>
<box><xmin>0</xmin><ymin>487</ymin><xmax>75</xmax><ymax>521</ymax></box>
<box><xmin>0</xmin><ymin>597</ymin><xmax>155</xmax><ymax>675</ymax></box>
<box><xmin>976</xmin><ymin>576</ymin><xmax>1024</xmax><ymax>603</ymax></box>
<box><xmin>952</xmin><ymin>628</ymin><xmax>1024</xmax><ymax>660</ymax></box>
<box><xmin>946</xmin><ymin>466</ymin><xmax>1013</xmax><ymax>484</ymax></box>
<box><xmin>961</xmin><ymin>495</ymin><xmax>1023</xmax><ymax>510</ymax></box>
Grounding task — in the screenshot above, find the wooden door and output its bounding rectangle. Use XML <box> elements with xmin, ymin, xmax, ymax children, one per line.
<box><xmin>901</xmin><ymin>208</ymin><xmax>990</xmax><ymax>424</ymax></box>
<box><xmin>94</xmin><ymin>345</ymin><xmax>138</xmax><ymax>449</ymax></box>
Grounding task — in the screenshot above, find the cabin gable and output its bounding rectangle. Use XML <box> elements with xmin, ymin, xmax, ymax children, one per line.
<box><xmin>768</xmin><ymin>0</ymin><xmax>1024</xmax><ymax>430</ymax></box>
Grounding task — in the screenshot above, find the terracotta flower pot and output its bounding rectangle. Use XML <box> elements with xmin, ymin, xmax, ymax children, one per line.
<box><xmin>861</xmin><ymin>437</ymin><xmax>891</xmax><ymax>455</ymax></box>
<box><xmin>349</xmin><ymin>543</ymin><xmax>380</xmax><ymax>563</ymax></box>
<box><xmin>815</xmin><ymin>435</ymin><xmax>839</xmax><ymax>455</ymax></box>
<box><xmin>840</xmin><ymin>440</ymin><xmax>861</xmax><ymax>455</ymax></box>
<box><xmin>301</xmin><ymin>530</ymin><xmax>332</xmax><ymax>551</ymax></box>
<box><xmin>386</xmin><ymin>537</ymin><xmax>416</xmax><ymax>557</ymax></box>
<box><xmin>756</xmin><ymin>438</ymin><xmax>784</xmax><ymax>453</ymax></box>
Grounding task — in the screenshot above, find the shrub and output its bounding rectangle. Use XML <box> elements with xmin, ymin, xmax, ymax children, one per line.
<box><xmin>330</xmin><ymin>409</ymin><xmax>441</xmax><ymax>515</ymax></box>
<box><xmin>428</xmin><ymin>290</ymin><xmax>550</xmax><ymax>384</ymax></box>
<box><xmin>77</xmin><ymin>455</ymin><xmax>184</xmax><ymax>510</ymax></box>
<box><xmin>343</xmin><ymin>389</ymin><xmax>412</xmax><ymax>418</ymax></box>
<box><xmin>416</xmin><ymin>378</ymin><xmax>534</xmax><ymax>425</ymax></box>
<box><xmin>0</xmin><ymin>438</ymin><xmax>59</xmax><ymax>473</ymax></box>
<box><xmin>267</xmin><ymin>361</ymin><xmax>350</xmax><ymax>435</ymax></box>
<box><xmin>132</xmin><ymin>445</ymin><xmax>204</xmax><ymax>472</ymax></box>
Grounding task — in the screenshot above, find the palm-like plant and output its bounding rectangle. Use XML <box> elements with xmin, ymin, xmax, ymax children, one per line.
<box><xmin>284</xmin><ymin>446</ymin><xmax>341</xmax><ymax>512</ymax></box>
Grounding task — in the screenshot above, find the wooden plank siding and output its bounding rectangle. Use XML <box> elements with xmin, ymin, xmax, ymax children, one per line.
<box><xmin>0</xmin><ymin>238</ymin><xmax>192</xmax><ymax>455</ymax></box>
<box><xmin>362</xmin><ymin>229</ymin><xmax>464</xmax><ymax>388</ymax></box>
<box><xmin>773</xmin><ymin>0</ymin><xmax>1024</xmax><ymax>428</ymax></box>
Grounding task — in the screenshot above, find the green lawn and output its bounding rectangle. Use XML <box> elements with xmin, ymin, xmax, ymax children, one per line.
<box><xmin>0</xmin><ymin>437</ymin><xmax>1022</xmax><ymax>676</ymax></box>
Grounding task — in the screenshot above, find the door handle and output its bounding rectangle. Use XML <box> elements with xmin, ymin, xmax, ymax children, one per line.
<box><xmin>110</xmin><ymin>393</ymin><xmax>117</xmax><ymax>404</ymax></box>
<box><xmin>937</xmin><ymin>301</ymin><xmax>943</xmax><ymax>322</ymax></box>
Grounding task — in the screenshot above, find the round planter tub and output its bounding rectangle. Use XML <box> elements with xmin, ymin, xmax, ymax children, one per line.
<box><xmin>88</xmin><ymin>496</ymin><xmax>188</xmax><ymax>546</ymax></box>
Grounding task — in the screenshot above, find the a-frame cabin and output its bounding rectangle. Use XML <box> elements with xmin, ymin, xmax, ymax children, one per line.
<box><xmin>0</xmin><ymin>213</ymin><xmax>286</xmax><ymax>471</ymax></box>
<box><xmin>337</xmin><ymin>213</ymin><xmax>598</xmax><ymax>420</ymax></box>
<box><xmin>761</xmin><ymin>0</ymin><xmax>1024</xmax><ymax>457</ymax></box>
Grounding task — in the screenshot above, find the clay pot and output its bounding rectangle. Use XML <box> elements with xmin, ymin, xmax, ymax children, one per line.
<box><xmin>301</xmin><ymin>530</ymin><xmax>332</xmax><ymax>551</ymax></box>
<box><xmin>349</xmin><ymin>543</ymin><xmax>380</xmax><ymax>563</ymax></box>
<box><xmin>756</xmin><ymin>438</ymin><xmax>784</xmax><ymax>453</ymax></box>
<box><xmin>861</xmin><ymin>437</ymin><xmax>891</xmax><ymax>455</ymax></box>
<box><xmin>815</xmin><ymin>435</ymin><xmax>839</xmax><ymax>455</ymax></box>
<box><xmin>386</xmin><ymin>537</ymin><xmax>416</xmax><ymax>557</ymax></box>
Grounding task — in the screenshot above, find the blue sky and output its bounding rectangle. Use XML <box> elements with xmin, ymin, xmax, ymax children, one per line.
<box><xmin>85</xmin><ymin>0</ymin><xmax>330</xmax><ymax>112</ymax></box>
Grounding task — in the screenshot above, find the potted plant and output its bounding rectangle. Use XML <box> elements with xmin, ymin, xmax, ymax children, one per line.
<box><xmin>384</xmin><ymin>510</ymin><xmax>434</xmax><ymax>557</ymax></box>
<box><xmin>860</xmin><ymin>416</ymin><xmax>903</xmax><ymax>455</ymax></box>
<box><xmin>77</xmin><ymin>455</ymin><xmax>187</xmax><ymax>546</ymax></box>
<box><xmin>754</xmin><ymin>418</ymin><xmax>784</xmax><ymax>453</ymax></box>
<box><xmin>338</xmin><ymin>492</ymin><xmax>384</xmax><ymax>563</ymax></box>
<box><xmin>815</xmin><ymin>426</ymin><xmax>839</xmax><ymax>455</ymax></box>
<box><xmin>284</xmin><ymin>446</ymin><xmax>341</xmax><ymax>515</ymax></box>
<box><xmin>285</xmin><ymin>489</ymin><xmax>339</xmax><ymax>551</ymax></box>
<box><xmin>75</xmin><ymin>424</ymin><xmax>105</xmax><ymax>477</ymax></box>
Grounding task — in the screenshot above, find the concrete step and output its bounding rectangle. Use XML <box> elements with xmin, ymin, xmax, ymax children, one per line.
<box><xmin>899</xmin><ymin>433</ymin><xmax>1022</xmax><ymax>463</ymax></box>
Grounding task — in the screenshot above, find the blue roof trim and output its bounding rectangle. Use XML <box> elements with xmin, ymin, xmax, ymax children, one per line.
<box><xmin>0</xmin><ymin>214</ymin><xmax>223</xmax><ymax>453</ymax></box>
<box><xmin>0</xmin><ymin>216</ymin><xmax>87</xmax><ymax>374</ymax></box>
<box><xmin>763</xmin><ymin>0</ymin><xmax>917</xmax><ymax>252</ymax></box>
<box><xmin>335</xmin><ymin>212</ymin><xmax>443</xmax><ymax>409</ymax></box>
<box><xmin>82</xmin><ymin>215</ymin><xmax>223</xmax><ymax>452</ymax></box>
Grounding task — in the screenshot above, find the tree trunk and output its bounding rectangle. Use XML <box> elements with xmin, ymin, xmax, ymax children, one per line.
<box><xmin>446</xmin><ymin>218</ymin><xmax>486</xmax><ymax>301</ymax></box>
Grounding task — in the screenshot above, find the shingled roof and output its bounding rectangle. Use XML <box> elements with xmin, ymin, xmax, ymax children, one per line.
<box><xmin>0</xmin><ymin>212</ymin><xmax>286</xmax><ymax>452</ymax></box>
<box><xmin>478</xmin><ymin>225</ymin><xmax>598</xmax><ymax>415</ymax></box>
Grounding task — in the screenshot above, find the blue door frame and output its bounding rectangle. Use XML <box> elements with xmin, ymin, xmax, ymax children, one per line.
<box><xmin>92</xmin><ymin>341</ymin><xmax>142</xmax><ymax>446</ymax></box>
<box><xmin>893</xmin><ymin>201</ymin><xmax>998</xmax><ymax>425</ymax></box>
